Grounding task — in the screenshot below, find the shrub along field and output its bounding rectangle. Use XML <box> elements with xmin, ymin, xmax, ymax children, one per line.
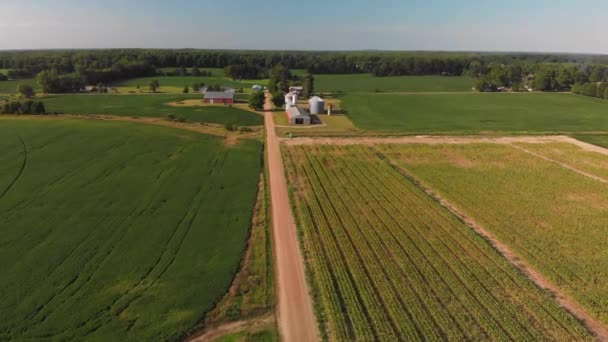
<box><xmin>341</xmin><ymin>93</ymin><xmax>608</xmax><ymax>133</ymax></box>
<box><xmin>378</xmin><ymin>142</ymin><xmax>608</xmax><ymax>326</ymax></box>
<box><xmin>282</xmin><ymin>143</ymin><xmax>590</xmax><ymax>341</ymax></box>
<box><xmin>314</xmin><ymin>74</ymin><xmax>473</xmax><ymax>93</ymax></box>
<box><xmin>0</xmin><ymin>118</ymin><xmax>263</xmax><ymax>341</ymax></box>
<box><xmin>43</xmin><ymin>94</ymin><xmax>264</xmax><ymax>126</ymax></box>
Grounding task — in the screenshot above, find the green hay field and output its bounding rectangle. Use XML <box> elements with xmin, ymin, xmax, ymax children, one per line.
<box><xmin>315</xmin><ymin>74</ymin><xmax>473</xmax><ymax>93</ymax></box>
<box><xmin>0</xmin><ymin>79</ymin><xmax>38</xmax><ymax>94</ymax></box>
<box><xmin>341</xmin><ymin>93</ymin><xmax>608</xmax><ymax>133</ymax></box>
<box><xmin>0</xmin><ymin>118</ymin><xmax>263</xmax><ymax>341</ymax></box>
<box><xmin>115</xmin><ymin>75</ymin><xmax>264</xmax><ymax>94</ymax></box>
<box><xmin>43</xmin><ymin>94</ymin><xmax>264</xmax><ymax>126</ymax></box>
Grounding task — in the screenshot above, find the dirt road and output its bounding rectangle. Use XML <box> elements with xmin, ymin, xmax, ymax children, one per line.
<box><xmin>264</xmin><ymin>97</ymin><xmax>319</xmax><ymax>342</ymax></box>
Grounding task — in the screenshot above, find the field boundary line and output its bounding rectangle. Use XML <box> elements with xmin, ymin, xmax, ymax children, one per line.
<box><xmin>510</xmin><ymin>144</ymin><xmax>608</xmax><ymax>184</ymax></box>
<box><xmin>0</xmin><ymin>136</ymin><xmax>27</xmax><ymax>201</ymax></box>
<box><xmin>281</xmin><ymin>135</ymin><xmax>590</xmax><ymax>146</ymax></box>
<box><xmin>374</xmin><ymin>149</ymin><xmax>608</xmax><ymax>341</ymax></box>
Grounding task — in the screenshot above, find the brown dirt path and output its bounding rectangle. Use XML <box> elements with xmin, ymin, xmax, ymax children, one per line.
<box><xmin>381</xmin><ymin>155</ymin><xmax>608</xmax><ymax>341</ymax></box>
<box><xmin>188</xmin><ymin>314</ymin><xmax>275</xmax><ymax>342</ymax></box>
<box><xmin>281</xmin><ymin>134</ymin><xmax>606</xmax><ymax>147</ymax></box>
<box><xmin>264</xmin><ymin>94</ymin><xmax>319</xmax><ymax>342</ymax></box>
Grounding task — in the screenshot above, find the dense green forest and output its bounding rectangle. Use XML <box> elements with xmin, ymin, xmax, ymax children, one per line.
<box><xmin>0</xmin><ymin>50</ymin><xmax>607</xmax><ymax>95</ymax></box>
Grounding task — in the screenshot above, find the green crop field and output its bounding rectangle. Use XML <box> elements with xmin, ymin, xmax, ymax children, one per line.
<box><xmin>0</xmin><ymin>118</ymin><xmax>263</xmax><ymax>341</ymax></box>
<box><xmin>43</xmin><ymin>94</ymin><xmax>263</xmax><ymax>126</ymax></box>
<box><xmin>378</xmin><ymin>142</ymin><xmax>608</xmax><ymax>325</ymax></box>
<box><xmin>282</xmin><ymin>143</ymin><xmax>590</xmax><ymax>341</ymax></box>
<box><xmin>315</xmin><ymin>74</ymin><xmax>473</xmax><ymax>93</ymax></box>
<box><xmin>0</xmin><ymin>79</ymin><xmax>38</xmax><ymax>94</ymax></box>
<box><xmin>341</xmin><ymin>93</ymin><xmax>608</xmax><ymax>133</ymax></box>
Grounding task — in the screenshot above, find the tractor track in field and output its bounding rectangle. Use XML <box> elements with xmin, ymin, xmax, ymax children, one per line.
<box><xmin>0</xmin><ymin>136</ymin><xmax>27</xmax><ymax>202</ymax></box>
<box><xmin>511</xmin><ymin>145</ymin><xmax>608</xmax><ymax>184</ymax></box>
<box><xmin>382</xmin><ymin>156</ymin><xmax>608</xmax><ymax>341</ymax></box>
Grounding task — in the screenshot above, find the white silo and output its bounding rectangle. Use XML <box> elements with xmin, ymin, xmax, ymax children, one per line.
<box><xmin>285</xmin><ymin>92</ymin><xmax>298</xmax><ymax>109</ymax></box>
<box><xmin>308</xmin><ymin>96</ymin><xmax>325</xmax><ymax>115</ymax></box>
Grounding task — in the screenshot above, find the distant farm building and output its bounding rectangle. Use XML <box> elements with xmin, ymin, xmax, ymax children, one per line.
<box><xmin>286</xmin><ymin>106</ymin><xmax>311</xmax><ymax>125</ymax></box>
<box><xmin>308</xmin><ymin>96</ymin><xmax>325</xmax><ymax>114</ymax></box>
<box><xmin>252</xmin><ymin>85</ymin><xmax>263</xmax><ymax>91</ymax></box>
<box><xmin>289</xmin><ymin>86</ymin><xmax>303</xmax><ymax>96</ymax></box>
<box><xmin>204</xmin><ymin>91</ymin><xmax>235</xmax><ymax>104</ymax></box>
<box><xmin>285</xmin><ymin>92</ymin><xmax>298</xmax><ymax>109</ymax></box>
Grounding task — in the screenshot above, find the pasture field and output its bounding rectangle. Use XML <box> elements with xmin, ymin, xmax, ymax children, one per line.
<box><xmin>342</xmin><ymin>93</ymin><xmax>608</xmax><ymax>133</ymax></box>
<box><xmin>114</xmin><ymin>75</ymin><xmax>264</xmax><ymax>94</ymax></box>
<box><xmin>315</xmin><ymin>74</ymin><xmax>473</xmax><ymax>93</ymax></box>
<box><xmin>378</xmin><ymin>142</ymin><xmax>608</xmax><ymax>325</ymax></box>
<box><xmin>43</xmin><ymin>94</ymin><xmax>264</xmax><ymax>126</ymax></box>
<box><xmin>0</xmin><ymin>118</ymin><xmax>263</xmax><ymax>341</ymax></box>
<box><xmin>282</xmin><ymin>143</ymin><xmax>590</xmax><ymax>341</ymax></box>
<box><xmin>0</xmin><ymin>78</ymin><xmax>38</xmax><ymax>94</ymax></box>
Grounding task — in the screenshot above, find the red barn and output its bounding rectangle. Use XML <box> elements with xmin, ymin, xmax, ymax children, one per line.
<box><xmin>204</xmin><ymin>91</ymin><xmax>235</xmax><ymax>104</ymax></box>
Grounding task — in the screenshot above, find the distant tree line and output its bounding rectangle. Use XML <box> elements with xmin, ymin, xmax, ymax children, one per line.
<box><xmin>224</xmin><ymin>64</ymin><xmax>266</xmax><ymax>79</ymax></box>
<box><xmin>471</xmin><ymin>62</ymin><xmax>608</xmax><ymax>93</ymax></box>
<box><xmin>1</xmin><ymin>49</ymin><xmax>607</xmax><ymax>95</ymax></box>
<box><xmin>572</xmin><ymin>82</ymin><xmax>608</xmax><ymax>100</ymax></box>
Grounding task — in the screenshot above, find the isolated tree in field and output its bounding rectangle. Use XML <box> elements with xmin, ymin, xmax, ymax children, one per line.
<box><xmin>33</xmin><ymin>101</ymin><xmax>45</xmax><ymax>114</ymax></box>
<box><xmin>271</xmin><ymin>91</ymin><xmax>285</xmax><ymax>109</ymax></box>
<box><xmin>302</xmin><ymin>73</ymin><xmax>315</xmax><ymax>97</ymax></box>
<box><xmin>183</xmin><ymin>86</ymin><xmax>189</xmax><ymax>93</ymax></box>
<box><xmin>0</xmin><ymin>74</ymin><xmax>7</xmax><ymax>81</ymax></box>
<box><xmin>17</xmin><ymin>84</ymin><xmax>35</xmax><ymax>98</ymax></box>
<box><xmin>248</xmin><ymin>90</ymin><xmax>265</xmax><ymax>111</ymax></box>
<box><xmin>149</xmin><ymin>79</ymin><xmax>160</xmax><ymax>92</ymax></box>
<box><xmin>191</xmin><ymin>67</ymin><xmax>201</xmax><ymax>76</ymax></box>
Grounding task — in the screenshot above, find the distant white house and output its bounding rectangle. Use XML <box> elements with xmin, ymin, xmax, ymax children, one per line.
<box><xmin>252</xmin><ymin>85</ymin><xmax>263</xmax><ymax>91</ymax></box>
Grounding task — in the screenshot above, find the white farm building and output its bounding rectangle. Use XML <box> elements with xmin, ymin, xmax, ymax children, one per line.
<box><xmin>286</xmin><ymin>106</ymin><xmax>311</xmax><ymax>125</ymax></box>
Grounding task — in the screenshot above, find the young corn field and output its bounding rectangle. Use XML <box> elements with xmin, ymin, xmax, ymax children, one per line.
<box><xmin>283</xmin><ymin>144</ymin><xmax>591</xmax><ymax>341</ymax></box>
<box><xmin>378</xmin><ymin>143</ymin><xmax>608</xmax><ymax>328</ymax></box>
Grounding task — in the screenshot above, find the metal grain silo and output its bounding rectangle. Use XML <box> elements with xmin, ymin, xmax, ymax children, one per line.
<box><xmin>308</xmin><ymin>96</ymin><xmax>325</xmax><ymax>114</ymax></box>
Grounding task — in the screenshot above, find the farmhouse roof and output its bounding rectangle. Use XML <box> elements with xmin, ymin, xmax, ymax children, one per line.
<box><xmin>204</xmin><ymin>91</ymin><xmax>235</xmax><ymax>99</ymax></box>
<box><xmin>287</xmin><ymin>106</ymin><xmax>310</xmax><ymax>119</ymax></box>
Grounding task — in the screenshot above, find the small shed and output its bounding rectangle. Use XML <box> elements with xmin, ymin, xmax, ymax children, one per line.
<box><xmin>204</xmin><ymin>91</ymin><xmax>235</xmax><ymax>104</ymax></box>
<box><xmin>286</xmin><ymin>107</ymin><xmax>311</xmax><ymax>125</ymax></box>
<box><xmin>252</xmin><ymin>85</ymin><xmax>263</xmax><ymax>91</ymax></box>
<box><xmin>308</xmin><ymin>96</ymin><xmax>325</xmax><ymax>114</ymax></box>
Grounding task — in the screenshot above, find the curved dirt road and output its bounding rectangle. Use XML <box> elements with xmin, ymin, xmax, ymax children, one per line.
<box><xmin>264</xmin><ymin>97</ymin><xmax>319</xmax><ymax>342</ymax></box>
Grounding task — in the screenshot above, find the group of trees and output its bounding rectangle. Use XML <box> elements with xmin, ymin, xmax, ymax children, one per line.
<box><xmin>161</xmin><ymin>66</ymin><xmax>212</xmax><ymax>77</ymax></box>
<box><xmin>0</xmin><ymin>100</ymin><xmax>45</xmax><ymax>115</ymax></box>
<box><xmin>572</xmin><ymin>82</ymin><xmax>608</xmax><ymax>100</ymax></box>
<box><xmin>224</xmin><ymin>64</ymin><xmax>266</xmax><ymax>80</ymax></box>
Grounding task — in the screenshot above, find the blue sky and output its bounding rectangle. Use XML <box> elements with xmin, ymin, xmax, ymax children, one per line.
<box><xmin>0</xmin><ymin>0</ymin><xmax>606</xmax><ymax>53</ymax></box>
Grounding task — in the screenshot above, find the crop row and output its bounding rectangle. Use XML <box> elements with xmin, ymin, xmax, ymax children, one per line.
<box><xmin>283</xmin><ymin>144</ymin><xmax>591</xmax><ymax>341</ymax></box>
